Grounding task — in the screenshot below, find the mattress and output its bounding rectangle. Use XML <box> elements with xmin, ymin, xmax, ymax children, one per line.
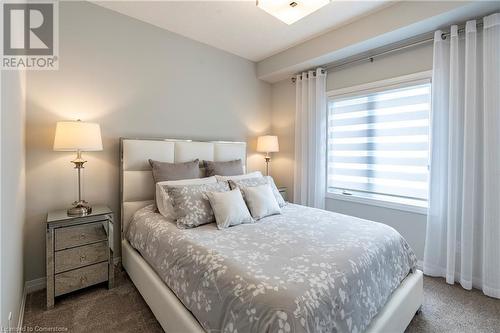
<box><xmin>127</xmin><ymin>203</ymin><xmax>417</xmax><ymax>333</ymax></box>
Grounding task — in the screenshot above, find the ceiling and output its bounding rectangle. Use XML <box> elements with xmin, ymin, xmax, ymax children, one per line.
<box><xmin>94</xmin><ymin>0</ymin><xmax>392</xmax><ymax>62</ymax></box>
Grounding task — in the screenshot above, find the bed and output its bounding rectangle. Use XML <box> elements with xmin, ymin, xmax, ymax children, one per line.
<box><xmin>120</xmin><ymin>138</ymin><xmax>423</xmax><ymax>333</ymax></box>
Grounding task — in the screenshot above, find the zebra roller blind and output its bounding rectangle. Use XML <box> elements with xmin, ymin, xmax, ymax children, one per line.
<box><xmin>327</xmin><ymin>80</ymin><xmax>431</xmax><ymax>206</ymax></box>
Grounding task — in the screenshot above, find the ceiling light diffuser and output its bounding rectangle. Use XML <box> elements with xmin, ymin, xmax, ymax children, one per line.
<box><xmin>256</xmin><ymin>0</ymin><xmax>331</xmax><ymax>25</ymax></box>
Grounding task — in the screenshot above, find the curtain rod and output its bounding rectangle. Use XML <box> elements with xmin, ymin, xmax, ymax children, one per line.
<box><xmin>441</xmin><ymin>18</ymin><xmax>483</xmax><ymax>39</ymax></box>
<box><xmin>291</xmin><ymin>18</ymin><xmax>485</xmax><ymax>83</ymax></box>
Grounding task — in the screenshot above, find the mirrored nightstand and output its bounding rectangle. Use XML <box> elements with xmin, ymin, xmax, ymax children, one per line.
<box><xmin>277</xmin><ymin>187</ymin><xmax>288</xmax><ymax>201</ymax></box>
<box><xmin>46</xmin><ymin>205</ymin><xmax>114</xmax><ymax>309</ymax></box>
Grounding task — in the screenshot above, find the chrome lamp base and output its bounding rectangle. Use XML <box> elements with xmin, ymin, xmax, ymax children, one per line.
<box><xmin>264</xmin><ymin>156</ymin><xmax>271</xmax><ymax>176</ymax></box>
<box><xmin>67</xmin><ymin>200</ymin><xmax>92</xmax><ymax>216</ymax></box>
<box><xmin>67</xmin><ymin>150</ymin><xmax>93</xmax><ymax>217</ymax></box>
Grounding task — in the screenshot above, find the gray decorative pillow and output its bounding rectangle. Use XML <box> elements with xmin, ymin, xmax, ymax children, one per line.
<box><xmin>155</xmin><ymin>177</ymin><xmax>218</xmax><ymax>221</ymax></box>
<box><xmin>229</xmin><ymin>176</ymin><xmax>286</xmax><ymax>207</ymax></box>
<box><xmin>204</xmin><ymin>159</ymin><xmax>244</xmax><ymax>177</ymax></box>
<box><xmin>167</xmin><ymin>182</ymin><xmax>230</xmax><ymax>229</ymax></box>
<box><xmin>149</xmin><ymin>159</ymin><xmax>200</xmax><ymax>183</ymax></box>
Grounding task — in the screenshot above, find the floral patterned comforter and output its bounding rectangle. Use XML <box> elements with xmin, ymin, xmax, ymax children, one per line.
<box><xmin>127</xmin><ymin>204</ymin><xmax>417</xmax><ymax>333</ymax></box>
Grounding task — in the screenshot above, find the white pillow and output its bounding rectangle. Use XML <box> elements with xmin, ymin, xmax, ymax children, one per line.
<box><xmin>215</xmin><ymin>171</ymin><xmax>263</xmax><ymax>182</ymax></box>
<box><xmin>205</xmin><ymin>189</ymin><xmax>254</xmax><ymax>229</ymax></box>
<box><xmin>156</xmin><ymin>176</ymin><xmax>217</xmax><ymax>220</ymax></box>
<box><xmin>241</xmin><ymin>183</ymin><xmax>281</xmax><ymax>220</ymax></box>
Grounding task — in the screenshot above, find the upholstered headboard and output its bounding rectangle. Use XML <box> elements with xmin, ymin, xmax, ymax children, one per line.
<box><xmin>120</xmin><ymin>138</ymin><xmax>247</xmax><ymax>236</ymax></box>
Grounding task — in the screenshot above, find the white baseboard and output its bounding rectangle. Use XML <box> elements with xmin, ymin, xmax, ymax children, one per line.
<box><xmin>18</xmin><ymin>277</ymin><xmax>46</xmax><ymax>330</ymax></box>
<box><xmin>18</xmin><ymin>288</ymin><xmax>26</xmax><ymax>331</ymax></box>
<box><xmin>25</xmin><ymin>277</ymin><xmax>46</xmax><ymax>294</ymax></box>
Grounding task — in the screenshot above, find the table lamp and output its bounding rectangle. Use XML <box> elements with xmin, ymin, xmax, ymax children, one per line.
<box><xmin>53</xmin><ymin>120</ymin><xmax>103</xmax><ymax>216</ymax></box>
<box><xmin>256</xmin><ymin>135</ymin><xmax>279</xmax><ymax>176</ymax></box>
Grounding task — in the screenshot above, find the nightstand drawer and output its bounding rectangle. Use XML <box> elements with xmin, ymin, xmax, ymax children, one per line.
<box><xmin>55</xmin><ymin>221</ymin><xmax>107</xmax><ymax>250</ymax></box>
<box><xmin>55</xmin><ymin>241</ymin><xmax>108</xmax><ymax>274</ymax></box>
<box><xmin>54</xmin><ymin>262</ymin><xmax>108</xmax><ymax>296</ymax></box>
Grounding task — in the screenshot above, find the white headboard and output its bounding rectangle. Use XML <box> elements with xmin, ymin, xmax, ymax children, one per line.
<box><xmin>120</xmin><ymin>138</ymin><xmax>247</xmax><ymax>235</ymax></box>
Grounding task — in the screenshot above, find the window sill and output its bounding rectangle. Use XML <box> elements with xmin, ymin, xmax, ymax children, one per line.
<box><xmin>325</xmin><ymin>190</ymin><xmax>428</xmax><ymax>215</ymax></box>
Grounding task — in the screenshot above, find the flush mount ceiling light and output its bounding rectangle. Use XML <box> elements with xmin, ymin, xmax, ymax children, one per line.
<box><xmin>256</xmin><ymin>0</ymin><xmax>331</xmax><ymax>25</ymax></box>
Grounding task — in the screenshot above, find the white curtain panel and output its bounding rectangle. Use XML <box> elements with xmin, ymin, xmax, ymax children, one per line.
<box><xmin>424</xmin><ymin>13</ymin><xmax>500</xmax><ymax>298</ymax></box>
<box><xmin>293</xmin><ymin>68</ymin><xmax>327</xmax><ymax>209</ymax></box>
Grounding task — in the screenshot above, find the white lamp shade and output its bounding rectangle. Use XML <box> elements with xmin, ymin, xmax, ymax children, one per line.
<box><xmin>257</xmin><ymin>135</ymin><xmax>279</xmax><ymax>153</ymax></box>
<box><xmin>53</xmin><ymin>121</ymin><xmax>103</xmax><ymax>151</ymax></box>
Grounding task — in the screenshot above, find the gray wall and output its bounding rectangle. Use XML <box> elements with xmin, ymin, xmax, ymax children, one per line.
<box><xmin>25</xmin><ymin>2</ymin><xmax>272</xmax><ymax>282</ymax></box>
<box><xmin>270</xmin><ymin>43</ymin><xmax>433</xmax><ymax>259</ymax></box>
<box><xmin>1</xmin><ymin>70</ymin><xmax>26</xmax><ymax>329</ymax></box>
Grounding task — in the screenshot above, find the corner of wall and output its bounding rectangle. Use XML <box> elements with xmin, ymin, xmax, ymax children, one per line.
<box><xmin>0</xmin><ymin>69</ymin><xmax>27</xmax><ymax>330</ymax></box>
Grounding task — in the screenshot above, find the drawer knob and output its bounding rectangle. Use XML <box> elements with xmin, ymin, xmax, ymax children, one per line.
<box><xmin>79</xmin><ymin>234</ymin><xmax>86</xmax><ymax>240</ymax></box>
<box><xmin>79</xmin><ymin>255</ymin><xmax>87</xmax><ymax>262</ymax></box>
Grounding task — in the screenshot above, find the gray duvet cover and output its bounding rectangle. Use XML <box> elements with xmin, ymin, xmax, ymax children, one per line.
<box><xmin>127</xmin><ymin>204</ymin><xmax>417</xmax><ymax>333</ymax></box>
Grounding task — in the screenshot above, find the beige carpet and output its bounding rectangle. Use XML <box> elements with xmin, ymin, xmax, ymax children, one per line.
<box><xmin>23</xmin><ymin>268</ymin><xmax>162</xmax><ymax>333</ymax></box>
<box><xmin>23</xmin><ymin>267</ymin><xmax>500</xmax><ymax>332</ymax></box>
<box><xmin>405</xmin><ymin>276</ymin><xmax>500</xmax><ymax>333</ymax></box>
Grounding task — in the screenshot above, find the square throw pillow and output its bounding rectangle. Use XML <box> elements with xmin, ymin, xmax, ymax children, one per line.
<box><xmin>156</xmin><ymin>176</ymin><xmax>217</xmax><ymax>220</ymax></box>
<box><xmin>228</xmin><ymin>176</ymin><xmax>286</xmax><ymax>207</ymax></box>
<box><xmin>149</xmin><ymin>159</ymin><xmax>200</xmax><ymax>183</ymax></box>
<box><xmin>205</xmin><ymin>189</ymin><xmax>254</xmax><ymax>229</ymax></box>
<box><xmin>241</xmin><ymin>183</ymin><xmax>281</xmax><ymax>220</ymax></box>
<box><xmin>167</xmin><ymin>182</ymin><xmax>229</xmax><ymax>229</ymax></box>
<box><xmin>204</xmin><ymin>159</ymin><xmax>244</xmax><ymax>177</ymax></box>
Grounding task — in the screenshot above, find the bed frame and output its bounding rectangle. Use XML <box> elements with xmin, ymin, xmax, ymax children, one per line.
<box><xmin>119</xmin><ymin>137</ymin><xmax>423</xmax><ymax>333</ymax></box>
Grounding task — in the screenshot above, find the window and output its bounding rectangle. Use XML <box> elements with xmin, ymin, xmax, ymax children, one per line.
<box><xmin>327</xmin><ymin>76</ymin><xmax>431</xmax><ymax>212</ymax></box>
